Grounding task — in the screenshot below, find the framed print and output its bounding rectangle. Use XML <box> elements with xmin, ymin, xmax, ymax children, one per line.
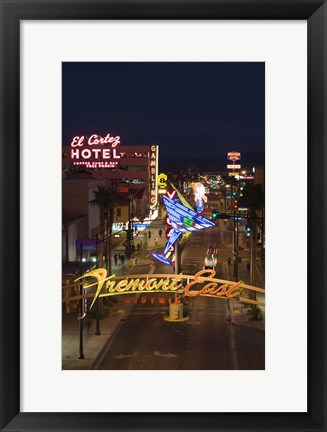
<box><xmin>0</xmin><ymin>0</ymin><xmax>326</xmax><ymax>431</ymax></box>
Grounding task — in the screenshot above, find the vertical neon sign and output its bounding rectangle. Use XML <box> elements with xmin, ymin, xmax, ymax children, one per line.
<box><xmin>149</xmin><ymin>145</ymin><xmax>158</xmax><ymax>210</ymax></box>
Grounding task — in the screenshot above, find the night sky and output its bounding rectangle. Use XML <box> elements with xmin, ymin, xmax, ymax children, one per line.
<box><xmin>62</xmin><ymin>62</ymin><xmax>265</xmax><ymax>163</ymax></box>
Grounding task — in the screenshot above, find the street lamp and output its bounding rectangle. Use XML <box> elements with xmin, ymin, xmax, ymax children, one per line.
<box><xmin>93</xmin><ymin>227</ymin><xmax>125</xmax><ymax>335</ymax></box>
<box><xmin>126</xmin><ymin>193</ymin><xmax>133</xmax><ymax>259</ymax></box>
<box><xmin>94</xmin><ymin>233</ymin><xmax>100</xmax><ymax>335</ymax></box>
<box><xmin>78</xmin><ymin>242</ymin><xmax>85</xmax><ymax>359</ymax></box>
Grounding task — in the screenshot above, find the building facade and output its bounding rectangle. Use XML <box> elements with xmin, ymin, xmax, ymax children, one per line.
<box><xmin>62</xmin><ymin>139</ymin><xmax>159</xmax><ymax>262</ymax></box>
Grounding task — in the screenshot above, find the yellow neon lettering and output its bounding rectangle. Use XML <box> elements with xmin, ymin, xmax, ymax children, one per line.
<box><xmin>74</xmin><ymin>269</ymin><xmax>263</xmax><ymax>310</ymax></box>
<box><xmin>184</xmin><ymin>269</ymin><xmax>215</xmax><ymax>296</ymax></box>
<box><xmin>115</xmin><ymin>279</ymin><xmax>128</xmax><ymax>292</ymax></box>
<box><xmin>106</xmin><ymin>279</ymin><xmax>117</xmax><ymax>293</ymax></box>
<box><xmin>125</xmin><ymin>278</ymin><xmax>140</xmax><ymax>291</ymax></box>
<box><xmin>137</xmin><ymin>280</ymin><xmax>145</xmax><ymax>291</ymax></box>
<box><xmin>226</xmin><ymin>282</ymin><xmax>241</xmax><ymax>298</ymax></box>
<box><xmin>201</xmin><ymin>282</ymin><xmax>219</xmax><ymax>294</ymax></box>
<box><xmin>167</xmin><ymin>273</ymin><xmax>183</xmax><ymax>291</ymax></box>
<box><xmin>161</xmin><ymin>278</ymin><xmax>172</xmax><ymax>290</ymax></box>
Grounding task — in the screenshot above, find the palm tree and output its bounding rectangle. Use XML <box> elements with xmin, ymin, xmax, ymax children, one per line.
<box><xmin>90</xmin><ymin>185</ymin><xmax>120</xmax><ymax>274</ymax></box>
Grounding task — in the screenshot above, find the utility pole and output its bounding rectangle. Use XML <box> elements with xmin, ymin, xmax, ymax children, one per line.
<box><xmin>174</xmin><ymin>240</ymin><xmax>179</xmax><ymax>302</ymax></box>
<box><xmin>233</xmin><ymin>211</ymin><xmax>239</xmax><ymax>281</ymax></box>
<box><xmin>249</xmin><ymin>217</ymin><xmax>257</xmax><ymax>316</ymax></box>
<box><xmin>249</xmin><ymin>218</ymin><xmax>256</xmax><ymax>286</ymax></box>
<box><xmin>261</xmin><ymin>208</ymin><xmax>265</xmax><ymax>265</ymax></box>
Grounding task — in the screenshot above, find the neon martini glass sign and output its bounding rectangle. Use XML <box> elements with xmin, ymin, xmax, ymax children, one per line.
<box><xmin>152</xmin><ymin>194</ymin><xmax>215</xmax><ymax>263</ymax></box>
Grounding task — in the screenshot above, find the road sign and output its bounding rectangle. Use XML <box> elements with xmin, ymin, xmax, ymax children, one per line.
<box><xmin>133</xmin><ymin>223</ymin><xmax>150</xmax><ymax>229</ymax></box>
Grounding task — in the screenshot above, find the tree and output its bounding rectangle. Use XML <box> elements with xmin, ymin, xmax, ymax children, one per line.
<box><xmin>239</xmin><ymin>183</ymin><xmax>265</xmax><ymax>319</ymax></box>
<box><xmin>239</xmin><ymin>183</ymin><xmax>264</xmax><ymax>213</ymax></box>
<box><xmin>90</xmin><ymin>185</ymin><xmax>121</xmax><ymax>274</ymax></box>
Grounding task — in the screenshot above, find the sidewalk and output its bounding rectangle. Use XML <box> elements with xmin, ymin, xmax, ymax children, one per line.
<box><xmin>62</xmin><ymin>296</ymin><xmax>134</xmax><ymax>370</ymax></box>
<box><xmin>229</xmin><ymin>302</ymin><xmax>265</xmax><ymax>331</ymax></box>
<box><xmin>223</xmin><ymin>258</ymin><xmax>265</xmax><ymax>331</ymax></box>
<box><xmin>62</xmin><ymin>239</ymin><xmax>161</xmax><ymax>370</ymax></box>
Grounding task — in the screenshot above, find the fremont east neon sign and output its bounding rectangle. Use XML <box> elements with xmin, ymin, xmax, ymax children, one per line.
<box><xmin>73</xmin><ymin>268</ymin><xmax>265</xmax><ymax>310</ymax></box>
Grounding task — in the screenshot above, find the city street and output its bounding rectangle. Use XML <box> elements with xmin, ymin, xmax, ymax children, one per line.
<box><xmin>96</xmin><ymin>293</ymin><xmax>264</xmax><ymax>370</ymax></box>
<box><xmin>182</xmin><ymin>222</ymin><xmax>265</xmax><ymax>288</ymax></box>
<box><xmin>61</xmin><ymin>63</ymin><xmax>266</xmax><ymax>372</ymax></box>
<box><xmin>94</xmin><ymin>220</ymin><xmax>265</xmax><ymax>371</ymax></box>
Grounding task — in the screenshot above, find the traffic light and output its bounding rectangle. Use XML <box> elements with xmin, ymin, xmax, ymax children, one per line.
<box><xmin>212</xmin><ymin>210</ymin><xmax>218</xmax><ymax>219</ymax></box>
<box><xmin>234</xmin><ymin>199</ymin><xmax>238</xmax><ymax>209</ymax></box>
<box><xmin>246</xmin><ymin>224</ymin><xmax>251</xmax><ymax>233</ymax></box>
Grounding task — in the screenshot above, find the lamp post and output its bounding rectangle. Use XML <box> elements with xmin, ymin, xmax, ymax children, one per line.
<box><xmin>93</xmin><ymin>228</ymin><xmax>125</xmax><ymax>335</ymax></box>
<box><xmin>94</xmin><ymin>233</ymin><xmax>101</xmax><ymax>335</ymax></box>
<box><xmin>126</xmin><ymin>190</ymin><xmax>139</xmax><ymax>259</ymax></box>
<box><xmin>126</xmin><ymin>193</ymin><xmax>132</xmax><ymax>259</ymax></box>
<box><xmin>78</xmin><ymin>242</ymin><xmax>85</xmax><ymax>359</ymax></box>
<box><xmin>249</xmin><ymin>217</ymin><xmax>257</xmax><ymax>317</ymax></box>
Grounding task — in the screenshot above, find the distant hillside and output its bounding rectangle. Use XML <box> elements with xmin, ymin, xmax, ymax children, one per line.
<box><xmin>159</xmin><ymin>152</ymin><xmax>265</xmax><ymax>172</ymax></box>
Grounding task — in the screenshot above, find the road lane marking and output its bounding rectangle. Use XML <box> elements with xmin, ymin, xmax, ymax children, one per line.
<box><xmin>113</xmin><ymin>352</ymin><xmax>138</xmax><ymax>359</ymax></box>
<box><xmin>154</xmin><ymin>351</ymin><xmax>178</xmax><ymax>359</ymax></box>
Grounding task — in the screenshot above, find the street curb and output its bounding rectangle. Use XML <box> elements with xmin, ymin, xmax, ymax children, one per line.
<box><xmin>231</xmin><ymin>319</ymin><xmax>265</xmax><ymax>332</ymax></box>
<box><xmin>90</xmin><ymin>265</ymin><xmax>155</xmax><ymax>369</ymax></box>
<box><xmin>163</xmin><ymin>315</ymin><xmax>190</xmax><ymax>323</ymax></box>
<box><xmin>90</xmin><ymin>310</ymin><xmax>133</xmax><ymax>370</ymax></box>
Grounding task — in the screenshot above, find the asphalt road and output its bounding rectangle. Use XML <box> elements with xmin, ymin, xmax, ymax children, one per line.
<box><xmin>182</xmin><ymin>219</ymin><xmax>265</xmax><ymax>288</ymax></box>
<box><xmin>97</xmin><ymin>293</ymin><xmax>264</xmax><ymax>370</ymax></box>
<box><xmin>96</xmin><ymin>212</ymin><xmax>265</xmax><ymax>371</ymax></box>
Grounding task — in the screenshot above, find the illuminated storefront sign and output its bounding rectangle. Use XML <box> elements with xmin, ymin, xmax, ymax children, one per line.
<box><xmin>72</xmin><ymin>268</ymin><xmax>265</xmax><ymax>312</ymax></box>
<box><xmin>70</xmin><ymin>132</ymin><xmax>121</xmax><ymax>168</ymax></box>
<box><xmin>157</xmin><ymin>173</ymin><xmax>168</xmax><ymax>188</ymax></box>
<box><xmin>192</xmin><ymin>182</ymin><xmax>207</xmax><ymax>213</ymax></box>
<box><xmin>227</xmin><ymin>164</ymin><xmax>241</xmax><ymax>169</ymax></box>
<box><xmin>112</xmin><ymin>222</ymin><xmax>124</xmax><ymax>231</ymax></box>
<box><xmin>149</xmin><ymin>145</ymin><xmax>158</xmax><ymax>209</ymax></box>
<box><xmin>227</xmin><ymin>151</ymin><xmax>241</xmax><ymax>161</ymax></box>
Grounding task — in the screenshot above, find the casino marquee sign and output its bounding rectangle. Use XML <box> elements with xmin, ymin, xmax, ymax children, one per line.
<box><xmin>65</xmin><ymin>268</ymin><xmax>265</xmax><ymax>310</ymax></box>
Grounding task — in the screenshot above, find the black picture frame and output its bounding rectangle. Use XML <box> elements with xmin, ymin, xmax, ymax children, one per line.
<box><xmin>1</xmin><ymin>1</ymin><xmax>326</xmax><ymax>431</ymax></box>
